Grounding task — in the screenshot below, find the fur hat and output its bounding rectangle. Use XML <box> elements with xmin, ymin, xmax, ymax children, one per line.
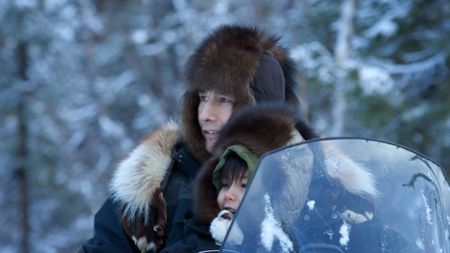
<box><xmin>193</xmin><ymin>104</ymin><xmax>316</xmax><ymax>225</ymax></box>
<box><xmin>180</xmin><ymin>25</ymin><xmax>300</xmax><ymax>161</ymax></box>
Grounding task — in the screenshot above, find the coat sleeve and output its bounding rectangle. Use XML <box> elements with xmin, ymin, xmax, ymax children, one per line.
<box><xmin>108</xmin><ymin>123</ymin><xmax>181</xmax><ymax>252</ymax></box>
<box><xmin>79</xmin><ymin>198</ymin><xmax>139</xmax><ymax>253</ymax></box>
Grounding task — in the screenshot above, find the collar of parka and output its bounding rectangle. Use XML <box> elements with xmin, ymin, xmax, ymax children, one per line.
<box><xmin>180</xmin><ymin>25</ymin><xmax>300</xmax><ymax>161</ymax></box>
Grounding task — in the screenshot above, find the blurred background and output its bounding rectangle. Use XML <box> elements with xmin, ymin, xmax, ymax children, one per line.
<box><xmin>1</xmin><ymin>0</ymin><xmax>449</xmax><ymax>252</ymax></box>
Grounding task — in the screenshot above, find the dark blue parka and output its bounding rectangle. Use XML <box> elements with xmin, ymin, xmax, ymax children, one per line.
<box><xmin>159</xmin><ymin>216</ymin><xmax>219</xmax><ymax>253</ymax></box>
<box><xmin>78</xmin><ymin>142</ymin><xmax>201</xmax><ymax>253</ymax></box>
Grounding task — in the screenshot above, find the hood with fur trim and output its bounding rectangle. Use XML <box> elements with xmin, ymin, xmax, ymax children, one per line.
<box><xmin>181</xmin><ymin>25</ymin><xmax>300</xmax><ymax>161</ymax></box>
<box><xmin>194</xmin><ymin>104</ymin><xmax>316</xmax><ymax>225</ymax></box>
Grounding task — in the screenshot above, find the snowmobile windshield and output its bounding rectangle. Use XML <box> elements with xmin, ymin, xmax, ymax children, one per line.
<box><xmin>219</xmin><ymin>138</ymin><xmax>450</xmax><ymax>253</ymax></box>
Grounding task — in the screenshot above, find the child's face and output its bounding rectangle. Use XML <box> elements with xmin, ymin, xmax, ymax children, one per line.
<box><xmin>217</xmin><ymin>171</ymin><xmax>249</xmax><ymax>215</ymax></box>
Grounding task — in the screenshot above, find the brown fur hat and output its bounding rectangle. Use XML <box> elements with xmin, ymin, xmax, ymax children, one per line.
<box><xmin>193</xmin><ymin>104</ymin><xmax>316</xmax><ymax>225</ymax></box>
<box><xmin>180</xmin><ymin>25</ymin><xmax>300</xmax><ymax>161</ymax></box>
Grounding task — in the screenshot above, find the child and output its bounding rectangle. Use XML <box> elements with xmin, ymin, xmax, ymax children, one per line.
<box><xmin>208</xmin><ymin>145</ymin><xmax>258</xmax><ymax>246</ymax></box>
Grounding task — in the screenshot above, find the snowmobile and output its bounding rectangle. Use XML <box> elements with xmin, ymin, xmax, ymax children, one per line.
<box><xmin>218</xmin><ymin>138</ymin><xmax>450</xmax><ymax>253</ymax></box>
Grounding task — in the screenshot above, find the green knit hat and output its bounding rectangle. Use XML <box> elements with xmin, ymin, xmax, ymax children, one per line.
<box><xmin>212</xmin><ymin>144</ymin><xmax>259</xmax><ymax>191</ymax></box>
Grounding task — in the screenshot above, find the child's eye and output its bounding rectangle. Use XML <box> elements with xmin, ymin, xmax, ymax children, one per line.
<box><xmin>241</xmin><ymin>177</ymin><xmax>248</xmax><ymax>189</ymax></box>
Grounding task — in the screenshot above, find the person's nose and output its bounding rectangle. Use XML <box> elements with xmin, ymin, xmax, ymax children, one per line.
<box><xmin>224</xmin><ymin>185</ymin><xmax>238</xmax><ymax>201</ymax></box>
<box><xmin>199</xmin><ymin>101</ymin><xmax>217</xmax><ymax>123</ymax></box>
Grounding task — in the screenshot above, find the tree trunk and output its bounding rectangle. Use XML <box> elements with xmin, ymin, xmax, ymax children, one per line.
<box><xmin>15</xmin><ymin>40</ymin><xmax>30</xmax><ymax>253</ymax></box>
<box><xmin>331</xmin><ymin>0</ymin><xmax>355</xmax><ymax>136</ymax></box>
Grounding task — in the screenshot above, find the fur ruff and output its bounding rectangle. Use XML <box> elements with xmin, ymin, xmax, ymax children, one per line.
<box><xmin>109</xmin><ymin>121</ymin><xmax>180</xmax><ymax>222</ymax></box>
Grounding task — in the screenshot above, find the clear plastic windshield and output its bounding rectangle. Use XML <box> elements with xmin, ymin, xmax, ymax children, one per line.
<box><xmin>220</xmin><ymin>138</ymin><xmax>450</xmax><ymax>253</ymax></box>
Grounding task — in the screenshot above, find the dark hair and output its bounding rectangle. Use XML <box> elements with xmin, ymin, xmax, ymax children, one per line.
<box><xmin>220</xmin><ymin>152</ymin><xmax>248</xmax><ymax>186</ymax></box>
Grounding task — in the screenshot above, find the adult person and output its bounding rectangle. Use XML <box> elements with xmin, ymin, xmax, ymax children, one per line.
<box><xmin>78</xmin><ymin>24</ymin><xmax>317</xmax><ymax>253</ymax></box>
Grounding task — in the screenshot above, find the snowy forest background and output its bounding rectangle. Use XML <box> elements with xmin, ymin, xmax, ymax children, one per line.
<box><xmin>1</xmin><ymin>0</ymin><xmax>449</xmax><ymax>252</ymax></box>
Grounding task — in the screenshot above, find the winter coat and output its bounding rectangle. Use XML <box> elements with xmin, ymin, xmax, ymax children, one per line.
<box><xmin>159</xmin><ymin>215</ymin><xmax>219</xmax><ymax>253</ymax></box>
<box><xmin>77</xmin><ymin>198</ymin><xmax>140</xmax><ymax>253</ymax></box>
<box><xmin>77</xmin><ymin>107</ymin><xmax>316</xmax><ymax>253</ymax></box>
<box><xmin>78</xmin><ymin>137</ymin><xmax>201</xmax><ymax>253</ymax></box>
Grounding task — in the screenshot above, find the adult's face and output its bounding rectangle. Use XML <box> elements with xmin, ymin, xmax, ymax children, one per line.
<box><xmin>198</xmin><ymin>90</ymin><xmax>234</xmax><ymax>152</ymax></box>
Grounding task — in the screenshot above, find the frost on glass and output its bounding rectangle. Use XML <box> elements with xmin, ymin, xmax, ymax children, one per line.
<box><xmin>220</xmin><ymin>138</ymin><xmax>450</xmax><ymax>253</ymax></box>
